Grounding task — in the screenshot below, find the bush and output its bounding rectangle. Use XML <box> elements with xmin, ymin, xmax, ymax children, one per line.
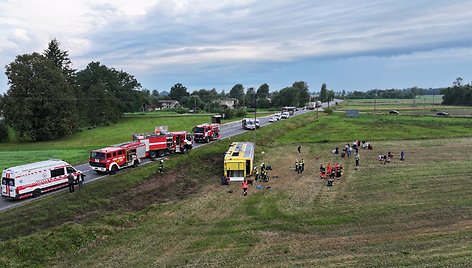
<box><xmin>235</xmin><ymin>108</ymin><xmax>247</xmax><ymax>118</ymax></box>
<box><xmin>324</xmin><ymin>108</ymin><xmax>334</xmax><ymax>115</ymax></box>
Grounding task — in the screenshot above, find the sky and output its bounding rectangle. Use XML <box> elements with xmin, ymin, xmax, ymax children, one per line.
<box><xmin>1</xmin><ymin>0</ymin><xmax>472</xmax><ymax>94</ymax></box>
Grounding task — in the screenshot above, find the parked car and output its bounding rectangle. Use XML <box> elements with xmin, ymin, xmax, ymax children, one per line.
<box><xmin>281</xmin><ymin>112</ymin><xmax>290</xmax><ymax>119</ymax></box>
<box><xmin>269</xmin><ymin>116</ymin><xmax>277</xmax><ymax>122</ymax></box>
<box><xmin>436</xmin><ymin>111</ymin><xmax>449</xmax><ymax>116</ymax></box>
<box><xmin>255</xmin><ymin>119</ymin><xmax>260</xmax><ymax>128</ymax></box>
<box><xmin>389</xmin><ymin>110</ymin><xmax>400</xmax><ymax>115</ymax></box>
<box><xmin>273</xmin><ymin>113</ymin><xmax>281</xmax><ymax>120</ymax></box>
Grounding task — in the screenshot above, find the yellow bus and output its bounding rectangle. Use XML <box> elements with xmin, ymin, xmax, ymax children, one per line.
<box><xmin>224</xmin><ymin>142</ymin><xmax>254</xmax><ymax>181</ymax></box>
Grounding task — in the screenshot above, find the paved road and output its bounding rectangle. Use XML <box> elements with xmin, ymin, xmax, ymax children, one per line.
<box><xmin>0</xmin><ymin>101</ymin><xmax>338</xmax><ymax>211</ymax></box>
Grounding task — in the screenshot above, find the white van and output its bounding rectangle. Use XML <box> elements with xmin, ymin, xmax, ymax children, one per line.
<box><xmin>1</xmin><ymin>159</ymin><xmax>82</xmax><ymax>199</ymax></box>
<box><xmin>281</xmin><ymin>112</ymin><xmax>290</xmax><ymax>119</ymax></box>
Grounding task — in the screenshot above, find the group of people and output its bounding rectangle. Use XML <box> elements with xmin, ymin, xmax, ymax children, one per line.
<box><xmin>319</xmin><ymin>163</ymin><xmax>343</xmax><ymax>180</ymax></box>
<box><xmin>378</xmin><ymin>150</ymin><xmax>405</xmax><ymax>164</ymax></box>
<box><xmin>334</xmin><ymin>140</ymin><xmax>372</xmax><ymax>159</ymax></box>
<box><xmin>67</xmin><ymin>172</ymin><xmax>86</xmax><ymax>193</ymax></box>
<box><xmin>255</xmin><ymin>162</ymin><xmax>270</xmax><ymax>182</ymax></box>
<box><xmin>294</xmin><ymin>159</ymin><xmax>305</xmax><ymax>174</ymax></box>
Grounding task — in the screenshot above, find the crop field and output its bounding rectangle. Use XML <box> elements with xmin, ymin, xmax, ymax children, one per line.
<box><xmin>338</xmin><ymin>96</ymin><xmax>472</xmax><ymax>117</ymax></box>
<box><xmin>0</xmin><ymin>115</ymin><xmax>219</xmax><ymax>167</ymax></box>
<box><xmin>1</xmin><ymin>111</ymin><xmax>471</xmax><ymax>267</ymax></box>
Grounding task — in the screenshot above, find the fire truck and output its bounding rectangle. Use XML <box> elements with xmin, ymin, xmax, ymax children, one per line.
<box><xmin>193</xmin><ymin>123</ymin><xmax>220</xmax><ymax>143</ymax></box>
<box><xmin>133</xmin><ymin>128</ymin><xmax>193</xmax><ymax>158</ymax></box>
<box><xmin>89</xmin><ymin>141</ymin><xmax>146</xmax><ymax>174</ymax></box>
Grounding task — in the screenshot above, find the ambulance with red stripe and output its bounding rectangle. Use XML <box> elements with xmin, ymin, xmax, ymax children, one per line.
<box><xmin>1</xmin><ymin>159</ymin><xmax>82</xmax><ymax>199</ymax></box>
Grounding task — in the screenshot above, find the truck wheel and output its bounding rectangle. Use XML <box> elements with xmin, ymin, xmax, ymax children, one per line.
<box><xmin>206</xmin><ymin>137</ymin><xmax>210</xmax><ymax>143</ymax></box>
<box><xmin>110</xmin><ymin>165</ymin><xmax>118</xmax><ymax>175</ymax></box>
<box><xmin>133</xmin><ymin>160</ymin><xmax>139</xmax><ymax>167</ymax></box>
<box><xmin>182</xmin><ymin>147</ymin><xmax>188</xmax><ymax>154</ymax></box>
<box><xmin>32</xmin><ymin>189</ymin><xmax>41</xmax><ymax>198</ymax></box>
<box><xmin>157</xmin><ymin>150</ymin><xmax>165</xmax><ymax>157</ymax></box>
<box><xmin>149</xmin><ymin>151</ymin><xmax>157</xmax><ymax>159</ymax></box>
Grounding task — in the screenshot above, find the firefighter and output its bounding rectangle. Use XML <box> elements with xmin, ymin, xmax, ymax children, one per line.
<box><xmin>158</xmin><ymin>160</ymin><xmax>164</xmax><ymax>174</ymax></box>
<box><xmin>255</xmin><ymin>170</ymin><xmax>260</xmax><ymax>182</ymax></box>
<box><xmin>300</xmin><ymin>159</ymin><xmax>305</xmax><ymax>173</ymax></box>
<box><xmin>295</xmin><ymin>160</ymin><xmax>299</xmax><ymax>173</ymax></box>
<box><xmin>261</xmin><ymin>162</ymin><xmax>266</xmax><ymax>172</ymax></box>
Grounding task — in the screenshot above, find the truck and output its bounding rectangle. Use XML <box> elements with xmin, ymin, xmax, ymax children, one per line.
<box><xmin>308</xmin><ymin>101</ymin><xmax>322</xmax><ymax>109</ymax></box>
<box><xmin>193</xmin><ymin>123</ymin><xmax>220</xmax><ymax>143</ymax></box>
<box><xmin>133</xmin><ymin>128</ymin><xmax>193</xmax><ymax>158</ymax></box>
<box><xmin>89</xmin><ymin>141</ymin><xmax>146</xmax><ymax>174</ymax></box>
<box><xmin>1</xmin><ymin>159</ymin><xmax>82</xmax><ymax>199</ymax></box>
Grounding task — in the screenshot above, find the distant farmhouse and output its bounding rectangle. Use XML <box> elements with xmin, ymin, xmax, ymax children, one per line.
<box><xmin>214</xmin><ymin>98</ymin><xmax>237</xmax><ymax>109</ymax></box>
<box><xmin>158</xmin><ymin>100</ymin><xmax>180</xmax><ymax>109</ymax></box>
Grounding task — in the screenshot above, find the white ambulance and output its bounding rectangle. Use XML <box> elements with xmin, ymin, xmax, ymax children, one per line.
<box><xmin>1</xmin><ymin>159</ymin><xmax>82</xmax><ymax>199</ymax></box>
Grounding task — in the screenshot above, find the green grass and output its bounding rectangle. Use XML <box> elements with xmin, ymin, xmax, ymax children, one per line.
<box><xmin>339</xmin><ymin>97</ymin><xmax>472</xmax><ymax>117</ymax></box>
<box><xmin>1</xmin><ymin>111</ymin><xmax>472</xmax><ymax>267</ymax></box>
<box><xmin>276</xmin><ymin>112</ymin><xmax>472</xmax><ymax>144</ymax></box>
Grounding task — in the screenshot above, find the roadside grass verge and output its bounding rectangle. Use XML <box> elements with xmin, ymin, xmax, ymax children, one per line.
<box><xmin>1</xmin><ymin>112</ymin><xmax>471</xmax><ymax>267</ymax></box>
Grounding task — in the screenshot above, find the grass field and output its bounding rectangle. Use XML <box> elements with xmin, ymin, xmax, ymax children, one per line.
<box><xmin>339</xmin><ymin>96</ymin><xmax>472</xmax><ymax>117</ymax></box>
<box><xmin>1</xmin><ymin>111</ymin><xmax>471</xmax><ymax>267</ymax></box>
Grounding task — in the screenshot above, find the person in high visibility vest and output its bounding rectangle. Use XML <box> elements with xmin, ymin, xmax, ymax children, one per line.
<box><xmin>242</xmin><ymin>179</ymin><xmax>249</xmax><ymax>196</ymax></box>
<box><xmin>158</xmin><ymin>160</ymin><xmax>164</xmax><ymax>174</ymax></box>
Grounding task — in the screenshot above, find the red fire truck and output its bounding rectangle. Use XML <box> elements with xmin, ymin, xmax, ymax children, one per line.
<box><xmin>89</xmin><ymin>141</ymin><xmax>146</xmax><ymax>174</ymax></box>
<box><xmin>133</xmin><ymin>129</ymin><xmax>193</xmax><ymax>158</ymax></box>
<box><xmin>192</xmin><ymin>124</ymin><xmax>220</xmax><ymax>143</ymax></box>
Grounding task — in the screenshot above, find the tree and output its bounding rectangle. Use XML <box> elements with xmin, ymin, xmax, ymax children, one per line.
<box><xmin>3</xmin><ymin>53</ymin><xmax>78</xmax><ymax>141</ymax></box>
<box><xmin>76</xmin><ymin>62</ymin><xmax>142</xmax><ymax>126</ymax></box>
<box><xmin>277</xmin><ymin>87</ymin><xmax>298</xmax><ymax>107</ymax></box>
<box><xmin>319</xmin><ymin>83</ymin><xmax>328</xmax><ymax>102</ymax></box>
<box><xmin>292</xmin><ymin>81</ymin><xmax>310</xmax><ymax>106</ymax></box>
<box><xmin>245</xmin><ymin>87</ymin><xmax>256</xmax><ymax>108</ymax></box>
<box><xmin>257</xmin><ymin>83</ymin><xmax>270</xmax><ymax>99</ymax></box>
<box><xmin>169</xmin><ymin>83</ymin><xmax>189</xmax><ymax>103</ymax></box>
<box><xmin>229</xmin><ymin>84</ymin><xmax>245</xmax><ymax>106</ymax></box>
<box><xmin>43</xmin><ymin>38</ymin><xmax>76</xmax><ymax>82</ymax></box>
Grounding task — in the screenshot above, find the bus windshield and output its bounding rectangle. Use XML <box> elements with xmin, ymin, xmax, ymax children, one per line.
<box><xmin>90</xmin><ymin>152</ymin><xmax>106</xmax><ymax>159</ymax></box>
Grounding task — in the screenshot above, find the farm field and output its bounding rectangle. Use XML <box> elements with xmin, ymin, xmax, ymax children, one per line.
<box><xmin>1</xmin><ymin>111</ymin><xmax>471</xmax><ymax>267</ymax></box>
<box><xmin>338</xmin><ymin>96</ymin><xmax>472</xmax><ymax>117</ymax></box>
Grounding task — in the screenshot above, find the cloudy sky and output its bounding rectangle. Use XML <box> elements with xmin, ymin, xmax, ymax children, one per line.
<box><xmin>1</xmin><ymin>0</ymin><xmax>472</xmax><ymax>94</ymax></box>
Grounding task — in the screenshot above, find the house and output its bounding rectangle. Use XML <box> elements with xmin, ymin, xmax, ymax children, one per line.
<box><xmin>158</xmin><ymin>100</ymin><xmax>180</xmax><ymax>109</ymax></box>
<box><xmin>215</xmin><ymin>98</ymin><xmax>237</xmax><ymax>109</ymax></box>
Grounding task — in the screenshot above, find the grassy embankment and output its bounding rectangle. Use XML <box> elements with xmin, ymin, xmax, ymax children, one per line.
<box><xmin>1</xmin><ymin>111</ymin><xmax>472</xmax><ymax>267</ymax></box>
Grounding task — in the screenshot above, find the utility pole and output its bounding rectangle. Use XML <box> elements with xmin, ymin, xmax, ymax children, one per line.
<box><xmin>254</xmin><ymin>94</ymin><xmax>257</xmax><ymax>149</ymax></box>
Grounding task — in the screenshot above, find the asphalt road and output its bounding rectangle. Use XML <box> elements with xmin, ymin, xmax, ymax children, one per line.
<box><xmin>0</xmin><ymin>101</ymin><xmax>337</xmax><ymax>211</ymax></box>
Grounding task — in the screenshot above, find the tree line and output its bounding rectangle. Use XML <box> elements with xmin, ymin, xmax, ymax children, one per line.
<box><xmin>0</xmin><ymin>39</ymin><xmax>311</xmax><ymax>142</ymax></box>
<box><xmin>441</xmin><ymin>77</ymin><xmax>472</xmax><ymax>106</ymax></box>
